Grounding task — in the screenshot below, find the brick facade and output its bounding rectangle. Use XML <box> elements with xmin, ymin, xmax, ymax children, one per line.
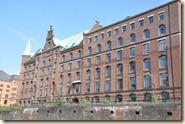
<box><xmin>18</xmin><ymin>0</ymin><xmax>181</xmax><ymax>106</ymax></box>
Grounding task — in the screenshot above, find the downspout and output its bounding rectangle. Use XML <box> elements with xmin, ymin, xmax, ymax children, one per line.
<box><xmin>168</xmin><ymin>3</ymin><xmax>175</xmax><ymax>101</ymax></box>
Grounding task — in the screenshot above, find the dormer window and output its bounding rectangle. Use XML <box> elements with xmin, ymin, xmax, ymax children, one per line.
<box><xmin>48</xmin><ymin>42</ymin><xmax>51</xmax><ymax>48</ymax></box>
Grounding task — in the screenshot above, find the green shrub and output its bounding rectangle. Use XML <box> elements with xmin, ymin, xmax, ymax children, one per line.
<box><xmin>10</xmin><ymin>104</ymin><xmax>21</xmax><ymax>110</ymax></box>
<box><xmin>103</xmin><ymin>98</ymin><xmax>111</xmax><ymax>104</ymax></box>
<box><xmin>152</xmin><ymin>93</ymin><xmax>158</xmax><ymax>103</ymax></box>
<box><xmin>81</xmin><ymin>99</ymin><xmax>91</xmax><ymax>105</ymax></box>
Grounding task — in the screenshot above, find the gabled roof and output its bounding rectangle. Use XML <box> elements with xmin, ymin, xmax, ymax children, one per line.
<box><xmin>0</xmin><ymin>70</ymin><xmax>11</xmax><ymax>82</ymax></box>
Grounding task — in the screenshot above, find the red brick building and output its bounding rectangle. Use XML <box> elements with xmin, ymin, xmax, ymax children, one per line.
<box><xmin>18</xmin><ymin>0</ymin><xmax>181</xmax><ymax>106</ymax></box>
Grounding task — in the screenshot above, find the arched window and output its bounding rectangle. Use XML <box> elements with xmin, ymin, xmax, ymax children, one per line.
<box><xmin>94</xmin><ymin>96</ymin><xmax>99</xmax><ymax>103</ymax></box>
<box><xmin>60</xmin><ymin>75</ymin><xmax>63</xmax><ymax>84</ymax></box>
<box><xmin>130</xmin><ymin>33</ymin><xmax>136</xmax><ymax>42</ymax></box>
<box><xmin>105</xmin><ymin>95</ymin><xmax>111</xmax><ymax>101</ymax></box>
<box><xmin>97</xmin><ymin>44</ymin><xmax>102</xmax><ymax>53</ymax></box>
<box><xmin>96</xmin><ymin>68</ymin><xmax>101</xmax><ymax>78</ymax></box>
<box><xmin>62</xmin><ymin>55</ymin><xmax>65</xmax><ymax>62</ymax></box>
<box><xmin>159</xmin><ymin>24</ymin><xmax>166</xmax><ymax>35</ymax></box>
<box><xmin>159</xmin><ymin>55</ymin><xmax>167</xmax><ymax>67</ymax></box>
<box><xmin>88</xmin><ymin>47</ymin><xmax>92</xmax><ymax>55</ymax></box>
<box><xmin>68</xmin><ymin>73</ymin><xmax>71</xmax><ymax>82</ymax></box>
<box><xmin>161</xmin><ymin>91</ymin><xmax>169</xmax><ymax>102</ymax></box>
<box><xmin>130</xmin><ymin>61</ymin><xmax>136</xmax><ymax>73</ymax></box>
<box><xmin>106</xmin><ymin>66</ymin><xmax>111</xmax><ymax>76</ymax></box>
<box><xmin>118</xmin><ymin>37</ymin><xmax>123</xmax><ymax>46</ymax></box>
<box><xmin>116</xmin><ymin>94</ymin><xmax>122</xmax><ymax>103</ymax></box>
<box><xmin>144</xmin><ymin>75</ymin><xmax>151</xmax><ymax>88</ymax></box>
<box><xmin>144</xmin><ymin>29</ymin><xmax>150</xmax><ymax>39</ymax></box>
<box><xmin>76</xmin><ymin>72</ymin><xmax>80</xmax><ymax>80</ymax></box>
<box><xmin>78</xmin><ymin>50</ymin><xmax>82</xmax><ymax>58</ymax></box>
<box><xmin>144</xmin><ymin>93</ymin><xmax>152</xmax><ymax>102</ymax></box>
<box><xmin>129</xmin><ymin>93</ymin><xmax>136</xmax><ymax>102</ymax></box>
<box><xmin>144</xmin><ymin>58</ymin><xmax>151</xmax><ymax>70</ymax></box>
<box><xmin>117</xmin><ymin>64</ymin><xmax>123</xmax><ymax>75</ymax></box>
<box><xmin>69</xmin><ymin>53</ymin><xmax>73</xmax><ymax>60</ymax></box>
<box><xmin>86</xmin><ymin>70</ymin><xmax>91</xmax><ymax>79</ymax></box>
<box><xmin>107</xmin><ymin>41</ymin><xmax>112</xmax><ymax>50</ymax></box>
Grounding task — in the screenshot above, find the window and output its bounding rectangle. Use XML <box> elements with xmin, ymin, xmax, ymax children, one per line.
<box><xmin>130</xmin><ymin>47</ymin><xmax>135</xmax><ymax>57</ymax></box>
<box><xmin>95</xmin><ymin>82</ymin><xmax>100</xmax><ymax>92</ymax></box>
<box><xmin>41</xmin><ymin>70</ymin><xmax>44</xmax><ymax>76</ymax></box>
<box><xmin>106</xmin><ymin>53</ymin><xmax>111</xmax><ymax>63</ymax></box>
<box><xmin>116</xmin><ymin>94</ymin><xmax>122</xmax><ymax>103</ymax></box>
<box><xmin>55</xmin><ymin>53</ymin><xmax>58</xmax><ymax>60</ymax></box>
<box><xmin>70</xmin><ymin>53</ymin><xmax>73</xmax><ymax>60</ymax></box>
<box><xmin>43</xmin><ymin>61</ymin><xmax>46</xmax><ymax>67</ymax></box>
<box><xmin>60</xmin><ymin>75</ymin><xmax>63</xmax><ymax>84</ymax></box>
<box><xmin>160</xmin><ymin>55</ymin><xmax>167</xmax><ymax>67</ymax></box>
<box><xmin>86</xmin><ymin>83</ymin><xmax>90</xmax><ymax>93</ymax></box>
<box><xmin>53</xmin><ymin>72</ymin><xmax>56</xmax><ymax>79</ymax></box>
<box><xmin>117</xmin><ymin>64</ymin><xmax>123</xmax><ymax>75</ymax></box>
<box><xmin>7</xmin><ymin>85</ymin><xmax>10</xmax><ymax>88</ymax></box>
<box><xmin>144</xmin><ymin>29</ymin><xmax>150</xmax><ymax>39</ymax></box>
<box><xmin>89</xmin><ymin>37</ymin><xmax>92</xmax><ymax>43</ymax></box>
<box><xmin>144</xmin><ymin>58</ymin><xmax>151</xmax><ymax>70</ymax></box>
<box><xmin>144</xmin><ymin>75</ymin><xmax>151</xmax><ymax>88</ymax></box>
<box><xmin>88</xmin><ymin>47</ymin><xmax>92</xmax><ymax>55</ymax></box>
<box><xmin>130</xmin><ymin>23</ymin><xmax>135</xmax><ymax>30</ymax></box>
<box><xmin>48</xmin><ymin>59</ymin><xmax>51</xmax><ymax>66</ymax></box>
<box><xmin>5</xmin><ymin>94</ymin><xmax>8</xmax><ymax>98</ymax></box>
<box><xmin>96</xmin><ymin>56</ymin><xmax>101</xmax><ymax>65</ymax></box>
<box><xmin>159</xmin><ymin>24</ymin><xmax>166</xmax><ymax>35</ymax></box>
<box><xmin>101</xmin><ymin>33</ymin><xmax>104</xmax><ymax>39</ymax></box>
<box><xmin>61</xmin><ymin>65</ymin><xmax>64</xmax><ymax>72</ymax></box>
<box><xmin>77</xmin><ymin>61</ymin><xmax>81</xmax><ymax>69</ymax></box>
<box><xmin>4</xmin><ymin>100</ymin><xmax>7</xmax><ymax>105</ymax></box>
<box><xmin>161</xmin><ymin>91</ymin><xmax>169</xmax><ymax>102</ymax></box>
<box><xmin>87</xmin><ymin>58</ymin><xmax>91</xmax><ymax>67</ymax></box>
<box><xmin>62</xmin><ymin>55</ymin><xmax>65</xmax><ymax>62</ymax></box>
<box><xmin>95</xmin><ymin>35</ymin><xmax>98</xmax><ymax>41</ymax></box>
<box><xmin>159</xmin><ymin>12</ymin><xmax>164</xmax><ymax>20</ymax></box>
<box><xmin>78</xmin><ymin>50</ymin><xmax>82</xmax><ymax>58</ymax></box>
<box><xmin>74</xmin><ymin>84</ymin><xmax>79</xmax><ymax>93</ymax></box>
<box><xmin>59</xmin><ymin>87</ymin><xmax>62</xmax><ymax>95</ymax></box>
<box><xmin>40</xmin><ymin>89</ymin><xmax>42</xmax><ymax>97</ymax></box>
<box><xmin>106</xmin><ymin>66</ymin><xmax>111</xmax><ymax>76</ymax></box>
<box><xmin>87</xmin><ymin>70</ymin><xmax>91</xmax><ymax>79</ymax></box>
<box><xmin>118</xmin><ymin>37</ymin><xmax>123</xmax><ymax>46</ymax></box>
<box><xmin>130</xmin><ymin>93</ymin><xmax>136</xmax><ymax>102</ymax></box>
<box><xmin>160</xmin><ymin>72</ymin><xmax>168</xmax><ymax>87</ymax></box>
<box><xmin>115</xmin><ymin>28</ymin><xmax>118</xmax><ymax>35</ymax></box>
<box><xmin>130</xmin><ymin>33</ymin><xmax>136</xmax><ymax>42</ymax></box>
<box><xmin>144</xmin><ymin>93</ymin><xmax>152</xmax><ymax>102</ymax></box>
<box><xmin>130</xmin><ymin>77</ymin><xmax>136</xmax><ymax>90</ymax></box>
<box><xmin>148</xmin><ymin>16</ymin><xmax>154</xmax><ymax>24</ymax></box>
<box><xmin>130</xmin><ymin>61</ymin><xmax>136</xmax><ymax>73</ymax></box>
<box><xmin>40</xmin><ymin>79</ymin><xmax>43</xmax><ymax>86</ymax></box>
<box><xmin>67</xmin><ymin>86</ymin><xmax>70</xmax><ymax>94</ymax></box>
<box><xmin>45</xmin><ymin>88</ymin><xmax>48</xmax><ymax>96</ymax></box>
<box><xmin>139</xmin><ymin>19</ymin><xmax>144</xmax><ymax>27</ymax></box>
<box><xmin>76</xmin><ymin>72</ymin><xmax>80</xmax><ymax>80</ymax></box>
<box><xmin>143</xmin><ymin>43</ymin><xmax>150</xmax><ymax>54</ymax></box>
<box><xmin>68</xmin><ymin>63</ymin><xmax>72</xmax><ymax>71</ymax></box>
<box><xmin>122</xmin><ymin>25</ymin><xmax>126</xmax><ymax>32</ymax></box>
<box><xmin>106</xmin><ymin>80</ymin><xmax>111</xmax><ymax>92</ymax></box>
<box><xmin>12</xmin><ymin>87</ymin><xmax>17</xmax><ymax>91</ymax></box>
<box><xmin>96</xmin><ymin>68</ymin><xmax>101</xmax><ymax>78</ymax></box>
<box><xmin>94</xmin><ymin>96</ymin><xmax>99</xmax><ymax>103</ymax></box>
<box><xmin>117</xmin><ymin>79</ymin><xmax>123</xmax><ymax>91</ymax></box>
<box><xmin>54</xmin><ymin>62</ymin><xmax>56</xmax><ymax>69</ymax></box>
<box><xmin>107</xmin><ymin>41</ymin><xmax>112</xmax><ymax>50</ymax></box>
<box><xmin>107</xmin><ymin>31</ymin><xmax>111</xmax><ymax>37</ymax></box>
<box><xmin>68</xmin><ymin>73</ymin><xmax>72</xmax><ymax>82</ymax></box>
<box><xmin>117</xmin><ymin>50</ymin><xmax>122</xmax><ymax>60</ymax></box>
<box><xmin>97</xmin><ymin>44</ymin><xmax>102</xmax><ymax>53</ymax></box>
<box><xmin>159</xmin><ymin>39</ymin><xmax>166</xmax><ymax>51</ymax></box>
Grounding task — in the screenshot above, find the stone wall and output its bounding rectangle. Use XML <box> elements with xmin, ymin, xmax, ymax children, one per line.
<box><xmin>0</xmin><ymin>102</ymin><xmax>181</xmax><ymax>120</ymax></box>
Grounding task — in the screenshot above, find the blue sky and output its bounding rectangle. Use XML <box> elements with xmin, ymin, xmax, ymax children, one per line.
<box><xmin>0</xmin><ymin>0</ymin><xmax>171</xmax><ymax>75</ymax></box>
